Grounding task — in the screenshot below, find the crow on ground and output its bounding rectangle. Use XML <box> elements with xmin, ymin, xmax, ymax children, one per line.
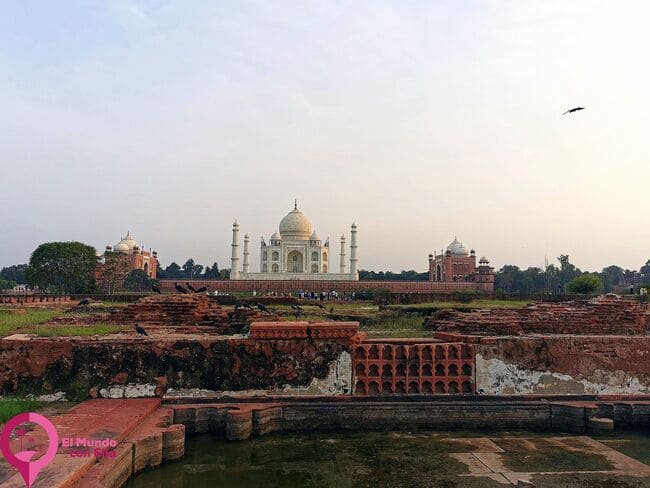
<box><xmin>151</xmin><ymin>282</ymin><xmax>162</xmax><ymax>294</ymax></box>
<box><xmin>174</xmin><ymin>282</ymin><xmax>189</xmax><ymax>294</ymax></box>
<box><xmin>256</xmin><ymin>303</ymin><xmax>272</xmax><ymax>314</ymax></box>
<box><xmin>196</xmin><ymin>286</ymin><xmax>207</xmax><ymax>293</ymax></box>
<box><xmin>186</xmin><ymin>283</ymin><xmax>197</xmax><ymax>293</ymax></box>
<box><xmin>134</xmin><ymin>324</ymin><xmax>148</xmax><ymax>336</ymax></box>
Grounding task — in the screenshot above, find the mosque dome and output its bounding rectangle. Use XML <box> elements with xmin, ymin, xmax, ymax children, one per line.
<box><xmin>270</xmin><ymin>230</ymin><xmax>281</xmax><ymax>241</ymax></box>
<box><xmin>113</xmin><ymin>242</ymin><xmax>129</xmax><ymax>253</ymax></box>
<box><xmin>446</xmin><ymin>237</ymin><xmax>469</xmax><ymax>256</ymax></box>
<box><xmin>279</xmin><ymin>205</ymin><xmax>313</xmax><ymax>240</ymax></box>
<box><xmin>114</xmin><ymin>232</ymin><xmax>137</xmax><ymax>253</ymax></box>
<box><xmin>310</xmin><ymin>230</ymin><xmax>320</xmax><ymax>241</ymax></box>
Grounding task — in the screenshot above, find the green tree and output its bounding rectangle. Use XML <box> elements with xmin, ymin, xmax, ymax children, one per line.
<box><xmin>124</xmin><ymin>269</ymin><xmax>152</xmax><ymax>291</ymax></box>
<box><xmin>204</xmin><ymin>262</ymin><xmax>221</xmax><ymax>279</ymax></box>
<box><xmin>182</xmin><ymin>259</ymin><xmax>203</xmax><ymax>279</ymax></box>
<box><xmin>25</xmin><ymin>242</ymin><xmax>97</xmax><ymax>293</ymax></box>
<box><xmin>600</xmin><ymin>265</ymin><xmax>625</xmax><ymax>292</ymax></box>
<box><xmin>0</xmin><ymin>264</ymin><xmax>28</xmax><ymax>283</ymax></box>
<box><xmin>566</xmin><ymin>274</ymin><xmax>603</xmax><ymax>294</ymax></box>
<box><xmin>165</xmin><ymin>262</ymin><xmax>182</xmax><ymax>279</ymax></box>
<box><xmin>0</xmin><ymin>279</ymin><xmax>16</xmax><ymax>291</ymax></box>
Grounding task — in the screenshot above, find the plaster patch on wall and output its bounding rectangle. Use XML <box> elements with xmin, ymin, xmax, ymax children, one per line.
<box><xmin>100</xmin><ymin>383</ymin><xmax>156</xmax><ymax>398</ymax></box>
<box><xmin>281</xmin><ymin>350</ymin><xmax>352</xmax><ymax>395</ymax></box>
<box><xmin>476</xmin><ymin>354</ymin><xmax>650</xmax><ymax>395</ymax></box>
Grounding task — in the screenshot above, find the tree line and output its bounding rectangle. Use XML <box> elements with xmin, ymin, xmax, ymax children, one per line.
<box><xmin>2</xmin><ymin>241</ymin><xmax>650</xmax><ymax>296</ymax></box>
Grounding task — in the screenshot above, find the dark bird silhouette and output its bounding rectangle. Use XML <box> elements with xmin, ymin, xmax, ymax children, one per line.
<box><xmin>234</xmin><ymin>301</ymin><xmax>243</xmax><ymax>311</ymax></box>
<box><xmin>174</xmin><ymin>282</ymin><xmax>189</xmax><ymax>294</ymax></box>
<box><xmin>291</xmin><ymin>304</ymin><xmax>304</xmax><ymax>312</ymax></box>
<box><xmin>196</xmin><ymin>286</ymin><xmax>207</xmax><ymax>293</ymax></box>
<box><xmin>243</xmin><ymin>302</ymin><xmax>253</xmax><ymax>309</ymax></box>
<box><xmin>151</xmin><ymin>282</ymin><xmax>161</xmax><ymax>294</ymax></box>
<box><xmin>78</xmin><ymin>298</ymin><xmax>90</xmax><ymax>306</ymax></box>
<box><xmin>563</xmin><ymin>106</ymin><xmax>585</xmax><ymax>115</ymax></box>
<box><xmin>134</xmin><ymin>324</ymin><xmax>148</xmax><ymax>336</ymax></box>
<box><xmin>186</xmin><ymin>283</ymin><xmax>197</xmax><ymax>293</ymax></box>
<box><xmin>315</xmin><ymin>303</ymin><xmax>327</xmax><ymax>310</ymax></box>
<box><xmin>256</xmin><ymin>303</ymin><xmax>271</xmax><ymax>314</ymax></box>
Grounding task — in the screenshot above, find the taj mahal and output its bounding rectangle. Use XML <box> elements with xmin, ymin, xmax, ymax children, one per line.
<box><xmin>230</xmin><ymin>202</ymin><xmax>359</xmax><ymax>281</ymax></box>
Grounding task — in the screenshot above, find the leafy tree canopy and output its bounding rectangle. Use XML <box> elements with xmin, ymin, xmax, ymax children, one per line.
<box><xmin>0</xmin><ymin>264</ymin><xmax>28</xmax><ymax>283</ymax></box>
<box><xmin>124</xmin><ymin>269</ymin><xmax>152</xmax><ymax>291</ymax></box>
<box><xmin>25</xmin><ymin>242</ymin><xmax>97</xmax><ymax>293</ymax></box>
<box><xmin>566</xmin><ymin>274</ymin><xmax>603</xmax><ymax>294</ymax></box>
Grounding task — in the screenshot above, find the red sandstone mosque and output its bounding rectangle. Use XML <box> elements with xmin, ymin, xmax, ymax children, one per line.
<box><xmin>98</xmin><ymin>232</ymin><xmax>158</xmax><ymax>279</ymax></box>
<box><xmin>428</xmin><ymin>237</ymin><xmax>494</xmax><ymax>285</ymax></box>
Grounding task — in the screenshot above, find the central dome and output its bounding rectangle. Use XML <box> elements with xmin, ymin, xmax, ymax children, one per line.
<box><xmin>279</xmin><ymin>206</ymin><xmax>313</xmax><ymax>240</ymax></box>
<box><xmin>447</xmin><ymin>237</ymin><xmax>469</xmax><ymax>256</ymax></box>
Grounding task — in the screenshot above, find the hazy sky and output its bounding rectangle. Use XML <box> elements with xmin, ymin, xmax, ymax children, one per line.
<box><xmin>2</xmin><ymin>1</ymin><xmax>649</xmax><ymax>273</ymax></box>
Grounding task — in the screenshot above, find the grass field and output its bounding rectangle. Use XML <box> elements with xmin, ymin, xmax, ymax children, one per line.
<box><xmin>32</xmin><ymin>324</ymin><xmax>129</xmax><ymax>337</ymax></box>
<box><xmin>0</xmin><ymin>399</ymin><xmax>41</xmax><ymax>423</ymax></box>
<box><xmin>389</xmin><ymin>299</ymin><xmax>530</xmax><ymax>310</ymax></box>
<box><xmin>0</xmin><ymin>308</ymin><xmax>62</xmax><ymax>336</ymax></box>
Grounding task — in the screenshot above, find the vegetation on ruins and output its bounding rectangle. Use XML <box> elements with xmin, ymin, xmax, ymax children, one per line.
<box><xmin>0</xmin><ymin>399</ymin><xmax>41</xmax><ymax>423</ymax></box>
<box><xmin>25</xmin><ymin>242</ymin><xmax>98</xmax><ymax>294</ymax></box>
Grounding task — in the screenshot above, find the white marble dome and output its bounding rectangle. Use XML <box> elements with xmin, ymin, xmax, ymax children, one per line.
<box><xmin>447</xmin><ymin>237</ymin><xmax>469</xmax><ymax>256</ymax></box>
<box><xmin>279</xmin><ymin>207</ymin><xmax>313</xmax><ymax>239</ymax></box>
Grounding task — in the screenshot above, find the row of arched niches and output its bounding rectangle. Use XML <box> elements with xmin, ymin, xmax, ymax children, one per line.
<box><xmin>353</xmin><ymin>342</ymin><xmax>475</xmax><ymax>395</ymax></box>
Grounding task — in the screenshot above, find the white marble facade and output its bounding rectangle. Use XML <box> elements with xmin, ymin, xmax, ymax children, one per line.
<box><xmin>230</xmin><ymin>203</ymin><xmax>358</xmax><ymax>281</ymax></box>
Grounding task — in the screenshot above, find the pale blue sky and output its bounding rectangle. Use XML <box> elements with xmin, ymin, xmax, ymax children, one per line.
<box><xmin>1</xmin><ymin>1</ymin><xmax>649</xmax><ymax>272</ymax></box>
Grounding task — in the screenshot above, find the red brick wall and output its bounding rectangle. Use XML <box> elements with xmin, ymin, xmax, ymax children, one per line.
<box><xmin>160</xmin><ymin>279</ymin><xmax>493</xmax><ymax>294</ymax></box>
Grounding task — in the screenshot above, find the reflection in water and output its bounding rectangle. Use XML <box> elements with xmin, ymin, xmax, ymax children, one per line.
<box><xmin>126</xmin><ymin>431</ymin><xmax>650</xmax><ymax>488</ymax></box>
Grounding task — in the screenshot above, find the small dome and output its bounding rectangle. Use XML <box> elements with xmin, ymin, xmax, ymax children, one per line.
<box><xmin>479</xmin><ymin>256</ymin><xmax>489</xmax><ymax>264</ymax></box>
<box><xmin>114</xmin><ymin>242</ymin><xmax>129</xmax><ymax>253</ymax></box>
<box><xmin>310</xmin><ymin>230</ymin><xmax>320</xmax><ymax>241</ymax></box>
<box><xmin>270</xmin><ymin>230</ymin><xmax>281</xmax><ymax>241</ymax></box>
<box><xmin>446</xmin><ymin>237</ymin><xmax>469</xmax><ymax>256</ymax></box>
<box><xmin>279</xmin><ymin>205</ymin><xmax>313</xmax><ymax>240</ymax></box>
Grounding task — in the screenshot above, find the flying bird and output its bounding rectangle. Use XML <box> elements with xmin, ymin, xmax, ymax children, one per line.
<box><xmin>256</xmin><ymin>303</ymin><xmax>271</xmax><ymax>314</ymax></box>
<box><xmin>134</xmin><ymin>324</ymin><xmax>148</xmax><ymax>336</ymax></box>
<box><xmin>186</xmin><ymin>283</ymin><xmax>197</xmax><ymax>293</ymax></box>
<box><xmin>151</xmin><ymin>282</ymin><xmax>161</xmax><ymax>294</ymax></box>
<box><xmin>563</xmin><ymin>106</ymin><xmax>585</xmax><ymax>115</ymax></box>
<box><xmin>174</xmin><ymin>282</ymin><xmax>189</xmax><ymax>294</ymax></box>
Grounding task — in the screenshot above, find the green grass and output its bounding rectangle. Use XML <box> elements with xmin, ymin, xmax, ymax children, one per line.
<box><xmin>0</xmin><ymin>399</ymin><xmax>41</xmax><ymax>423</ymax></box>
<box><xmin>0</xmin><ymin>309</ymin><xmax>62</xmax><ymax>336</ymax></box>
<box><xmin>31</xmin><ymin>324</ymin><xmax>129</xmax><ymax>337</ymax></box>
<box><xmin>361</xmin><ymin>315</ymin><xmax>427</xmax><ymax>338</ymax></box>
<box><xmin>390</xmin><ymin>299</ymin><xmax>530</xmax><ymax>310</ymax></box>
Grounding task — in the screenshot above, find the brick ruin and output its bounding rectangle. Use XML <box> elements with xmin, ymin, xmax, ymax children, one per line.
<box><xmin>425</xmin><ymin>294</ymin><xmax>649</xmax><ymax>335</ymax></box>
<box><xmin>353</xmin><ymin>340</ymin><xmax>475</xmax><ymax>395</ymax></box>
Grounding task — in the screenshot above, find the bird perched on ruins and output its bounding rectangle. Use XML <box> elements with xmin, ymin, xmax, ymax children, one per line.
<box><xmin>77</xmin><ymin>298</ymin><xmax>90</xmax><ymax>306</ymax></box>
<box><xmin>151</xmin><ymin>282</ymin><xmax>161</xmax><ymax>294</ymax></box>
<box><xmin>291</xmin><ymin>304</ymin><xmax>304</xmax><ymax>312</ymax></box>
<box><xmin>134</xmin><ymin>324</ymin><xmax>148</xmax><ymax>336</ymax></box>
<box><xmin>315</xmin><ymin>303</ymin><xmax>327</xmax><ymax>311</ymax></box>
<box><xmin>256</xmin><ymin>303</ymin><xmax>272</xmax><ymax>314</ymax></box>
<box><xmin>196</xmin><ymin>286</ymin><xmax>208</xmax><ymax>293</ymax></box>
<box><xmin>562</xmin><ymin>106</ymin><xmax>585</xmax><ymax>115</ymax></box>
<box><xmin>174</xmin><ymin>282</ymin><xmax>189</xmax><ymax>294</ymax></box>
<box><xmin>186</xmin><ymin>283</ymin><xmax>197</xmax><ymax>293</ymax></box>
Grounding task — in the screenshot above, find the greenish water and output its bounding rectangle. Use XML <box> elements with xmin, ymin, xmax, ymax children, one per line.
<box><xmin>126</xmin><ymin>431</ymin><xmax>650</xmax><ymax>488</ymax></box>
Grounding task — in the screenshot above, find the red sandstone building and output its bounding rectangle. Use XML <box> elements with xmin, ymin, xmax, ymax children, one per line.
<box><xmin>428</xmin><ymin>237</ymin><xmax>494</xmax><ymax>287</ymax></box>
<box><xmin>96</xmin><ymin>232</ymin><xmax>158</xmax><ymax>288</ymax></box>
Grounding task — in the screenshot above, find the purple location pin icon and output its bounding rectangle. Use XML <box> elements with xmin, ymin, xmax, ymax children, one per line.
<box><xmin>0</xmin><ymin>412</ymin><xmax>59</xmax><ymax>488</ymax></box>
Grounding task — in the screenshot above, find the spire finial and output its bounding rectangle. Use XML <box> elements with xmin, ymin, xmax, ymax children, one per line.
<box><xmin>294</xmin><ymin>199</ymin><xmax>297</xmax><ymax>210</ymax></box>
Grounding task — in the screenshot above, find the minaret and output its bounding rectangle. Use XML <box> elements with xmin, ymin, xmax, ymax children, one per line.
<box><xmin>242</xmin><ymin>234</ymin><xmax>250</xmax><ymax>273</ymax></box>
<box><xmin>231</xmin><ymin>220</ymin><xmax>240</xmax><ymax>280</ymax></box>
<box><xmin>339</xmin><ymin>235</ymin><xmax>347</xmax><ymax>274</ymax></box>
<box><xmin>349</xmin><ymin>222</ymin><xmax>358</xmax><ymax>279</ymax></box>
